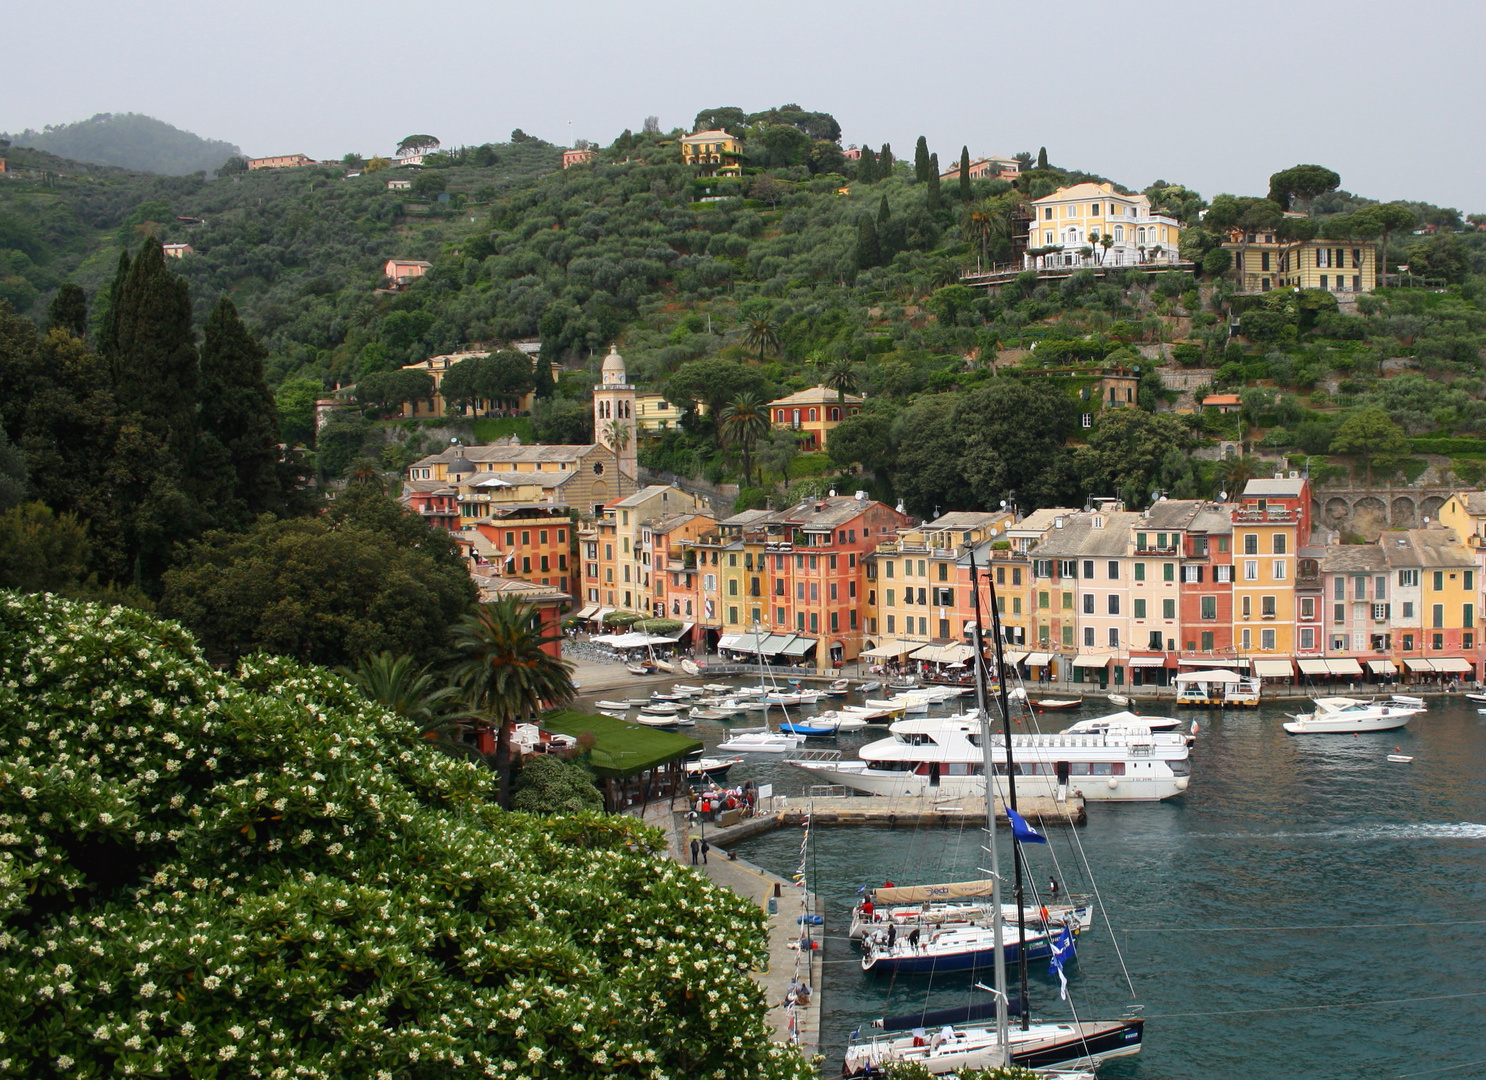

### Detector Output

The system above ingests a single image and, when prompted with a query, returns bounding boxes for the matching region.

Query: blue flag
[1006,808,1047,844]
[1048,926,1076,1000]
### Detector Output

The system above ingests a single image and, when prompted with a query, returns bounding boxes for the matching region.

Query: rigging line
[1141,989,1486,1020]
[1395,1058,1486,1078]
[1120,919,1486,933]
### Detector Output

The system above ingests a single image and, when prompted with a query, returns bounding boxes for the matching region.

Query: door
[929,762,941,788]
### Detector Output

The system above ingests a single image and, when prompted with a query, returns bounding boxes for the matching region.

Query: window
[1467,604,1476,629]
[886,561,894,578]
[1215,565,1232,583]
[1242,560,1258,581]
[1433,633,1444,650]
[1403,601,1414,618]
[1332,603,1344,623]
[1201,630,1215,652]
[1435,570,1445,592]
[1272,534,1287,554]
[1241,628,1251,649]
[1013,567,1022,586]
[887,615,895,633]
[1244,534,1258,555]
[1163,598,1177,619]
[1081,413,1093,429]
[1062,592,1073,610]
[1013,597,1022,614]
[1083,594,1095,614]
[1134,562,1146,581]
[1083,560,1095,579]
[933,587,954,607]
[1108,628,1120,648]
[728,605,738,624]
[1300,627,1316,650]
[886,588,895,606]
[1262,596,1276,618]
[1300,597,1316,620]
[1134,598,1147,619]
[1084,627,1095,647]
[1059,560,1077,579]
[1467,571,1475,591]
[1136,533,1147,550]
[1107,595,1120,615]
[1261,628,1275,651]
[1038,591,1050,610]
[1372,603,1389,621]
[1201,595,1217,621]
[1061,626,1073,646]
[1402,633,1414,651]
[1242,596,1252,618]
[1432,604,1445,629]
[1163,563,1175,582]
[1182,565,1202,583]
[1108,560,1119,579]
[1273,560,1287,581]
[1399,569,1418,587]
[937,562,947,581]
[1192,536,1209,556]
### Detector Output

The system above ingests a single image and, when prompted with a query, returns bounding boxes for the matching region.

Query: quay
[703,794,1085,849]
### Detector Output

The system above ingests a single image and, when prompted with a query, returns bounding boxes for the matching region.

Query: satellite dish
[1217,491,1227,502]
[1000,500,1007,509]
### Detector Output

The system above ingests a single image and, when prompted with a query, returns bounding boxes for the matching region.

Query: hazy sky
[12,0,1485,210]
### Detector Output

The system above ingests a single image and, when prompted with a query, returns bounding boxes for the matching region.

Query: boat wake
[1125,822,1486,842]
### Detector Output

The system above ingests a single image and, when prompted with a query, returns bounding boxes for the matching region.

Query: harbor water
[589,682,1486,1079]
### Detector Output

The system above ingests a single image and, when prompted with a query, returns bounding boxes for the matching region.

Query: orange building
[766,386,863,452]
[1230,477,1312,657]
[562,148,596,168]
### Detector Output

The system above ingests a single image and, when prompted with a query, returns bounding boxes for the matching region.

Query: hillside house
[562,148,597,168]
[247,154,314,170]
[1221,230,1377,295]
[680,130,743,177]
[386,177,412,191]
[767,386,863,452]
[161,243,194,258]
[384,259,431,284]
[940,156,1020,181]
[1025,182,1183,270]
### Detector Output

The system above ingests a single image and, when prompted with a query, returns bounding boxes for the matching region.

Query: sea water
[693,693,1486,1080]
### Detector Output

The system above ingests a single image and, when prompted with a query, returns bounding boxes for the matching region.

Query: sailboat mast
[984,557,1031,1030]
[968,554,1009,1066]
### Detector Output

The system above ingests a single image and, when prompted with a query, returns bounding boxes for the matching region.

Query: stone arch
[1390,496,1418,528]
[1420,495,1446,523]
[1312,498,1323,526]
[1324,497,1351,528]
[1351,496,1388,539]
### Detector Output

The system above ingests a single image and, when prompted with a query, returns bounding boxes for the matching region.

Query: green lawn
[471,416,536,444]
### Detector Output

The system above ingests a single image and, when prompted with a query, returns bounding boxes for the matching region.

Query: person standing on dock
[701,839,710,864]
[690,837,701,865]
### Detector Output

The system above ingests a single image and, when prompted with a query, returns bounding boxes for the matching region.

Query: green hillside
[1,112,241,176]
[4,108,1486,518]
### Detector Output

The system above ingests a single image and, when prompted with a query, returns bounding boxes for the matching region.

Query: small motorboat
[762,691,804,706]
[648,691,687,704]
[595,700,634,711]
[685,756,744,782]
[1465,692,1486,705]
[635,712,686,727]
[689,709,726,721]
[866,696,929,714]
[1390,694,1426,708]
[626,663,656,676]
[779,720,840,737]
[1106,693,1132,708]
[844,703,903,723]
[641,701,684,715]
[715,731,806,753]
[621,698,652,708]
[1034,698,1083,712]
[670,684,707,696]
[1062,713,1183,734]
[654,659,675,673]
[813,710,869,731]
[703,683,733,693]
[681,659,701,675]
[825,679,852,696]
[1387,753,1414,763]
[856,680,882,693]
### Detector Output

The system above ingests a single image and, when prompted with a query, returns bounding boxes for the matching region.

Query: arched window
[1114,224,1124,242]
[776,409,786,422]
[830,407,841,421]
[808,408,818,422]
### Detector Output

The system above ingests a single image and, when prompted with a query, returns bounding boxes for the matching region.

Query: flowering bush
[0,592,812,1079]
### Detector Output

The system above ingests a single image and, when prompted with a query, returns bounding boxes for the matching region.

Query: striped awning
[1071,653,1112,668]
[1022,651,1055,666]
[575,604,599,619]
[1404,658,1435,672]
[1127,655,1167,668]
[1001,650,1029,665]
[778,636,817,657]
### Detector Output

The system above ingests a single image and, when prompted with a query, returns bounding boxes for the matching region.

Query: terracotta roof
[767,385,863,408]
[1202,394,1241,405]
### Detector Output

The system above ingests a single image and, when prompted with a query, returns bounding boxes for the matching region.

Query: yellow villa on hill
[680,130,743,177]
[1025,182,1183,270]
[767,386,863,452]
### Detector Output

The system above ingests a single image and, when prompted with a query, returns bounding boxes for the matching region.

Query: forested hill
[4,114,1486,521]
[1,113,241,176]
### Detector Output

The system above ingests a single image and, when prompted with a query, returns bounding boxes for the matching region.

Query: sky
[11,0,1486,211]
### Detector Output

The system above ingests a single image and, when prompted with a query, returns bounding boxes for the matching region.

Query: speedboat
[762,691,804,706]
[825,678,852,696]
[1390,694,1426,708]
[1062,715,1183,734]
[703,683,732,693]
[867,695,929,713]
[689,709,726,721]
[640,700,684,715]
[716,731,806,753]
[844,703,904,722]
[685,756,743,782]
[778,720,840,737]
[1282,696,1423,734]
[812,710,869,731]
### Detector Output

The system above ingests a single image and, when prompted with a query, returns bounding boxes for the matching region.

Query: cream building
[593,345,638,479]
[1025,182,1183,269]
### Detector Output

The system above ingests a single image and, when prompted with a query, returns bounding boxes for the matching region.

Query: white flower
[526,1047,544,1062]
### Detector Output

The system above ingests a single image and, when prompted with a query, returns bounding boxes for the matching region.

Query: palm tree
[343,651,475,758]
[603,418,631,455]
[743,316,781,363]
[822,355,857,404]
[720,392,771,486]
[964,199,1013,269]
[451,598,576,808]
[1213,454,1257,497]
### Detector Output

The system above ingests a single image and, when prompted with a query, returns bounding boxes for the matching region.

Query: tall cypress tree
[45,284,88,340]
[93,251,130,360]
[111,240,200,461]
[878,194,891,225]
[959,146,972,202]
[858,147,878,184]
[1037,146,1048,169]
[533,351,557,399]
[855,214,882,271]
[914,136,931,183]
[879,144,894,175]
[199,297,286,521]
[926,154,941,211]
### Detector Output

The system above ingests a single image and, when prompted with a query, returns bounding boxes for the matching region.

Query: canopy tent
[1432,656,1474,673]
[1252,659,1295,678]
[1178,657,1250,668]
[592,631,672,649]
[911,643,975,664]
[778,636,818,657]
[718,633,763,653]
[1022,651,1055,666]
[862,639,914,659]
[1173,668,1243,684]
[1368,659,1398,674]
[755,633,797,655]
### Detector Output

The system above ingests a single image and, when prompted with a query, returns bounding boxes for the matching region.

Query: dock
[704,794,1085,848]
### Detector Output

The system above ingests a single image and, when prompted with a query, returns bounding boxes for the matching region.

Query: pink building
[384,259,432,283]
[562,148,597,169]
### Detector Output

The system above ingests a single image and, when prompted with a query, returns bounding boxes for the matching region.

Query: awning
[1368,659,1398,674]
[1127,655,1167,668]
[1178,657,1250,668]
[1433,656,1474,673]
[1174,668,1243,684]
[1297,659,1330,675]
[1071,653,1112,668]
[756,633,796,655]
[1001,650,1029,665]
[961,620,981,636]
[1022,651,1055,666]
[911,643,973,663]
[591,606,615,623]
[862,639,913,659]
[779,636,817,657]
[1404,658,1435,672]
[574,604,599,619]
[717,634,743,650]
[721,633,763,654]
[1326,658,1363,676]
[656,622,695,642]
[1252,659,1295,677]
[592,631,671,648]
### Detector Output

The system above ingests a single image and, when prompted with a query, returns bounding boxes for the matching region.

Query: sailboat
[716,622,807,753]
[842,554,1143,1077]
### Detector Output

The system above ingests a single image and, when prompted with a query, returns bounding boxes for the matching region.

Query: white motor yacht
[788,711,1192,801]
[1281,696,1423,734]
[716,730,806,753]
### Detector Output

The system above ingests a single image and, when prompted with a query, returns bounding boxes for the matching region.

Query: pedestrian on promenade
[690,837,700,865]
[701,839,710,864]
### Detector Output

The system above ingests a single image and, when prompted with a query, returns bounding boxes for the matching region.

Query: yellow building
[397,351,538,419]
[1230,478,1312,657]
[406,442,629,517]
[578,485,712,618]
[1223,230,1377,295]
[766,386,863,452]
[634,393,701,432]
[680,129,743,177]
[1025,182,1183,269]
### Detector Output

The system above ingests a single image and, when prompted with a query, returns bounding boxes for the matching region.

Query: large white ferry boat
[787,711,1192,801]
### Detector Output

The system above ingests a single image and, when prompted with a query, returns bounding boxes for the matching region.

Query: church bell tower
[594,344,637,479]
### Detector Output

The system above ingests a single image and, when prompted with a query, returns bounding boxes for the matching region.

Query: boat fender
[1174,777,1189,791]
[797,914,824,925]
[1107,777,1119,789]
[887,813,897,829]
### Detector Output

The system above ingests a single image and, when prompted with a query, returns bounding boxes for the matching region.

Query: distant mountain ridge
[1,113,240,176]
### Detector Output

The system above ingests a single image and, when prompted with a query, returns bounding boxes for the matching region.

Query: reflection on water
[592,684,1486,1080]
